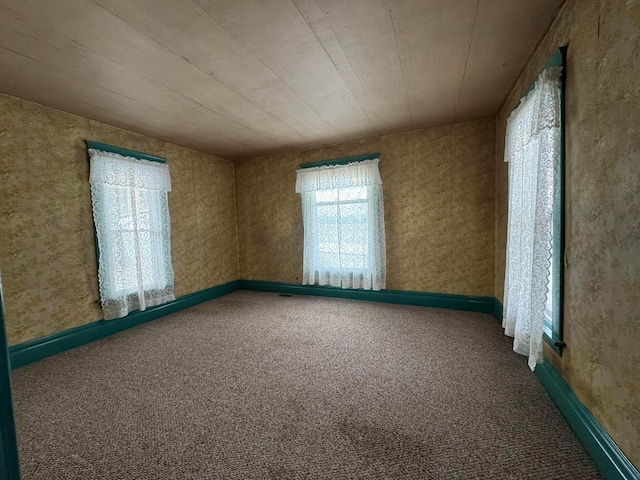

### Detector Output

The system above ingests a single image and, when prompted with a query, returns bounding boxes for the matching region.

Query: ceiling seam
[290,0,381,137]
[195,0,348,144]
[0,43,247,148]
[385,0,415,129]
[453,0,480,123]
[87,0,292,148]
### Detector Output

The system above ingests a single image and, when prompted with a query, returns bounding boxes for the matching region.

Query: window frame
[86,141,172,317]
[546,46,567,356]
[86,140,167,265]
[298,153,384,290]
[515,48,567,356]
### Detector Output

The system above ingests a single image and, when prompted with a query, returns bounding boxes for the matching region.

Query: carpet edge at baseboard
[7,281,638,479]
[535,360,640,480]
[8,280,240,370]
[239,280,495,313]
[9,281,492,369]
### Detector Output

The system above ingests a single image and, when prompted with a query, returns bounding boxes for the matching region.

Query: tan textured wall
[236,119,495,296]
[0,93,238,345]
[495,0,640,466]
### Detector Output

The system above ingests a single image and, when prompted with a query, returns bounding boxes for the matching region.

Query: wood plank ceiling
[0,0,564,160]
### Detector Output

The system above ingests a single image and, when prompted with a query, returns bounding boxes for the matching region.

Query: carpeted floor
[11,291,602,479]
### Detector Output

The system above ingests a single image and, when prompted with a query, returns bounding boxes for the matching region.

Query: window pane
[315,186,369,270]
[339,186,367,201]
[338,202,368,269]
[113,231,137,294]
[316,189,338,203]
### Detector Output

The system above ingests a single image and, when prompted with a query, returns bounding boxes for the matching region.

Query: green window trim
[85,140,166,164]
[518,46,567,356]
[300,153,379,169]
[549,45,567,356]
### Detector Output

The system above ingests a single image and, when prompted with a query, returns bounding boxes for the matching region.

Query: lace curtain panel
[89,149,175,320]
[296,159,386,290]
[503,67,562,370]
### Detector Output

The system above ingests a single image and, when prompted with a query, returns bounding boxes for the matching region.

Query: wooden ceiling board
[93,0,340,146]
[386,0,478,128]
[0,0,565,160]
[0,48,248,158]
[289,0,381,137]
[1,1,294,153]
[293,0,415,134]
[454,0,565,120]
[195,0,378,137]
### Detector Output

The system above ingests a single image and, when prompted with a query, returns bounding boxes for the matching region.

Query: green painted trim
[511,46,567,354]
[85,140,166,164]
[543,332,566,356]
[300,153,380,169]
[8,280,495,369]
[520,46,566,99]
[545,45,567,354]
[536,360,639,480]
[8,278,636,480]
[554,44,568,351]
[493,298,503,321]
[238,280,494,313]
[0,274,21,479]
[9,281,240,370]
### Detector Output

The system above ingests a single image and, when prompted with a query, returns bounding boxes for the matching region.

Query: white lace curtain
[503,67,562,370]
[296,159,386,290]
[89,149,175,320]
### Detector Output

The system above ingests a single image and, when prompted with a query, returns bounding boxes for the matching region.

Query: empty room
[0,0,638,478]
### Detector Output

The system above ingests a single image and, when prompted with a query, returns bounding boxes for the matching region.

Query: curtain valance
[505,68,562,162]
[295,158,381,192]
[89,149,172,192]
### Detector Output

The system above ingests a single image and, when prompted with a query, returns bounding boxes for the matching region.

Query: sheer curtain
[503,67,562,370]
[89,149,175,320]
[295,159,386,290]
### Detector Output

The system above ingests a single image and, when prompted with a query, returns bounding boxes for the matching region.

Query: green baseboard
[238,280,495,313]
[0,275,21,479]
[9,280,494,370]
[9,280,240,370]
[6,279,637,479]
[493,298,503,321]
[535,360,639,480]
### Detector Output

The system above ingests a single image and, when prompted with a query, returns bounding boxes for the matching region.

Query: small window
[87,142,175,320]
[296,156,386,291]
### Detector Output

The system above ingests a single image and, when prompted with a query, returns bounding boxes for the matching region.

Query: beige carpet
[11,291,602,479]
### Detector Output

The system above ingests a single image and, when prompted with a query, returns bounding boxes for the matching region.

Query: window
[315,186,369,270]
[295,156,386,291]
[88,142,175,320]
[503,47,566,369]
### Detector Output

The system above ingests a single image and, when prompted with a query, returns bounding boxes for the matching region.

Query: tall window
[503,47,565,370]
[296,158,386,290]
[88,144,175,320]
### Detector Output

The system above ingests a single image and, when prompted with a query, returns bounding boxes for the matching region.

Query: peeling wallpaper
[495,0,640,466]
[0,93,238,345]
[236,119,495,297]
